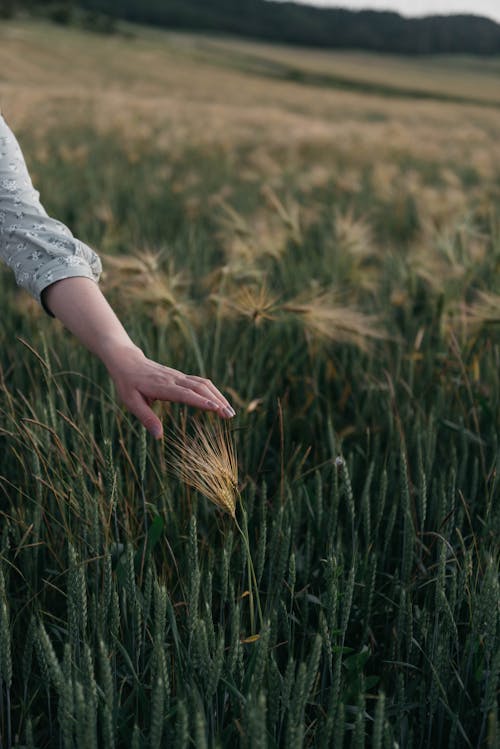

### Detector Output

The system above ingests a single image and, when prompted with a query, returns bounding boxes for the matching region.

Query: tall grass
[0,20,500,749]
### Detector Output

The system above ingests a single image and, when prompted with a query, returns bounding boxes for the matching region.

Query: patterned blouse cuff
[34,255,102,317]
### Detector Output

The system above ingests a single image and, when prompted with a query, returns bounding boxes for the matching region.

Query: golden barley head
[166,415,238,518]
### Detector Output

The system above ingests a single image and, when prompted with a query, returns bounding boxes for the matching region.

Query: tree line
[3,0,500,55]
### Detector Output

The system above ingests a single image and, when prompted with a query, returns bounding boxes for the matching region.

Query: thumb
[125,391,163,439]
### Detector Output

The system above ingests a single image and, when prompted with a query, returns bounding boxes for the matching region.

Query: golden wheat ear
[165,413,263,633]
[165,413,238,519]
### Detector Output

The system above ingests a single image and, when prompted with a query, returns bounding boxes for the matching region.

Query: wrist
[99,337,145,374]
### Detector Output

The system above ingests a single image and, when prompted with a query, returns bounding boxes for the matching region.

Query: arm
[43,278,235,439]
[0,111,234,438]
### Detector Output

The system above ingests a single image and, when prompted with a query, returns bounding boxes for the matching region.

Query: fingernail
[151,425,163,439]
[227,406,236,417]
[206,400,218,409]
[223,407,235,418]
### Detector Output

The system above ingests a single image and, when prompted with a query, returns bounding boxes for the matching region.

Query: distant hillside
[75,0,500,55]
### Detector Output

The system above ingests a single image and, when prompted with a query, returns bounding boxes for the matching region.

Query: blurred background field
[0,15,500,749]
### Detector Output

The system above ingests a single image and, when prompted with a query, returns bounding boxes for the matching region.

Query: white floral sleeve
[0,110,102,316]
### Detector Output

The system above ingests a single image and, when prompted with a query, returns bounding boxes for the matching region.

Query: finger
[175,378,234,416]
[125,391,163,439]
[156,365,235,415]
[183,376,235,414]
[156,384,224,414]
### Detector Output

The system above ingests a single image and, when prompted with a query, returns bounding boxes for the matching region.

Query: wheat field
[0,16,499,749]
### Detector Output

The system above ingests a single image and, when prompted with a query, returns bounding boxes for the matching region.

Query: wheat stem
[234,493,263,635]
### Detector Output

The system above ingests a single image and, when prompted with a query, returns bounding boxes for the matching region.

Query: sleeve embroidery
[0,111,102,317]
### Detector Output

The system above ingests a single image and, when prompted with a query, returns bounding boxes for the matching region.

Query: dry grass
[2,18,500,181]
[1,19,499,748]
[210,282,281,325]
[462,291,500,329]
[100,251,195,324]
[198,35,500,103]
[1,18,500,348]
[165,415,238,518]
[2,19,500,288]
[283,290,388,351]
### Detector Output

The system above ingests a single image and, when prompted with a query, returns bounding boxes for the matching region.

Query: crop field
[0,17,500,749]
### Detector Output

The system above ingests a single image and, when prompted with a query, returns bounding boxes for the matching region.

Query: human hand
[104,342,235,439]
[41,277,234,438]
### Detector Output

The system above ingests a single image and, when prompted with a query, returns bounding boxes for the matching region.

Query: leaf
[332,645,355,655]
[344,647,371,673]
[306,594,321,605]
[146,515,164,556]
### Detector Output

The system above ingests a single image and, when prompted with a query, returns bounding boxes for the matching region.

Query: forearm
[42,276,139,372]
[43,275,235,437]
